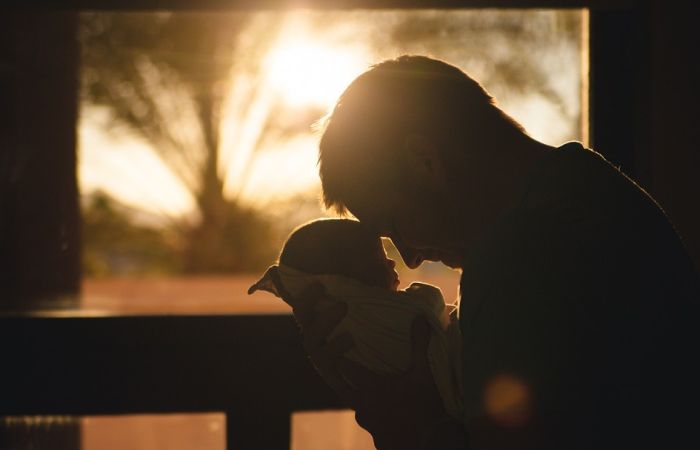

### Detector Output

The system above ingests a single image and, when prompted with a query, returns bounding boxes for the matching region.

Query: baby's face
[361,240,400,291]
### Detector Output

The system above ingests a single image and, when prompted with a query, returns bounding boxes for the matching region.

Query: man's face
[346,183,465,270]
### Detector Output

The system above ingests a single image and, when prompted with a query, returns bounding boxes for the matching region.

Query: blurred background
[77,9,587,315]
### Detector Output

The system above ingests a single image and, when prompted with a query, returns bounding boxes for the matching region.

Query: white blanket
[249,264,464,421]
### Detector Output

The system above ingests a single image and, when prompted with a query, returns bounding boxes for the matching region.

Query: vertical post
[646,2,700,267]
[227,409,291,450]
[589,6,651,188]
[0,11,80,309]
[0,9,81,449]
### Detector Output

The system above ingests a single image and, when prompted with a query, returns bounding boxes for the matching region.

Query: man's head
[279,219,400,290]
[318,55,530,269]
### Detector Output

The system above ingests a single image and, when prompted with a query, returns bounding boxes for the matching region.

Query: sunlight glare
[265,40,366,107]
[79,109,195,221]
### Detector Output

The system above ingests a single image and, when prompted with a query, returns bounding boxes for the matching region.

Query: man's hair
[318,55,526,215]
[279,218,381,282]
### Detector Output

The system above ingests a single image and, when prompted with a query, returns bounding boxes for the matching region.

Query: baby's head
[280,219,400,290]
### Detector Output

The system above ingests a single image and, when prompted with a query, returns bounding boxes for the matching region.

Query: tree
[82,191,182,276]
[79,12,286,272]
[384,9,584,140]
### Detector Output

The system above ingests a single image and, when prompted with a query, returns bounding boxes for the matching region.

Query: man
[290,56,699,449]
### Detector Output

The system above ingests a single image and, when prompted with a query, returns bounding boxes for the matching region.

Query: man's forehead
[336,172,401,231]
[345,198,389,234]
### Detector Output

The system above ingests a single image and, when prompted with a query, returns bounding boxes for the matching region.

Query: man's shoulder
[518,142,676,244]
[460,140,697,305]
[459,144,700,428]
[525,142,653,211]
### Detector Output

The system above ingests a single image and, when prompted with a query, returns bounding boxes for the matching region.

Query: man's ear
[402,133,445,183]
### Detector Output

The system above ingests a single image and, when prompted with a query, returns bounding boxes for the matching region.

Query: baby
[248,218,463,421]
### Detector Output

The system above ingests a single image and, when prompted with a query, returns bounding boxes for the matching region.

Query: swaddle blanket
[248,264,464,421]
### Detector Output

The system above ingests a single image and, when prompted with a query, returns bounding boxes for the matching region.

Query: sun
[264,39,366,108]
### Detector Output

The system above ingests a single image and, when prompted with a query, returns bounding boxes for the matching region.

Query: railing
[0,314,343,450]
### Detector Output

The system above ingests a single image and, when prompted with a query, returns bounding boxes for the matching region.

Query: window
[78,9,588,315]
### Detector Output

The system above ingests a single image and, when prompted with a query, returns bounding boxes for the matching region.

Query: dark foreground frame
[0,314,339,449]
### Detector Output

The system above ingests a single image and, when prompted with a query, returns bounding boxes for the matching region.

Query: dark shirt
[459,142,700,449]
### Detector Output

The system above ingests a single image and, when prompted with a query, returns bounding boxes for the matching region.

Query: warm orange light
[264,39,365,107]
[483,373,532,427]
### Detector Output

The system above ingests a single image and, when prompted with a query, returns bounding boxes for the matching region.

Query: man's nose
[394,242,424,269]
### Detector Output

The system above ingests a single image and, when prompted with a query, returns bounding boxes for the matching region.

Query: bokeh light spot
[483,373,532,427]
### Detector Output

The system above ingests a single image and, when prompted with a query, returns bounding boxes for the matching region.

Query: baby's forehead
[323,227,381,250]
[344,234,383,253]
[287,219,383,259]
[321,227,383,256]
[306,219,378,239]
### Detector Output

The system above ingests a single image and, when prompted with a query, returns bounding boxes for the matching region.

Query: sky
[78,9,587,220]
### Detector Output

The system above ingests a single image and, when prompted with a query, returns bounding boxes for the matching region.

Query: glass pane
[82,413,225,450]
[292,410,374,450]
[78,9,588,315]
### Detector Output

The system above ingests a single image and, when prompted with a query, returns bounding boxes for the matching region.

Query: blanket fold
[249,264,464,421]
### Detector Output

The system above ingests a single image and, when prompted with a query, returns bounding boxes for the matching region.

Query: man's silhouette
[291,56,699,450]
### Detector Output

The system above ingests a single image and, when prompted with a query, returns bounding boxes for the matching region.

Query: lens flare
[483,373,532,427]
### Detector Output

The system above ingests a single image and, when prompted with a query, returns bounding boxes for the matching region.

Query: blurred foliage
[182,198,279,273]
[385,10,583,123]
[82,192,182,277]
[79,12,288,274]
[82,191,281,276]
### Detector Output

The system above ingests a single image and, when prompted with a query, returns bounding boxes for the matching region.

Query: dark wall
[0,12,81,308]
[590,1,699,271]
[647,2,700,270]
